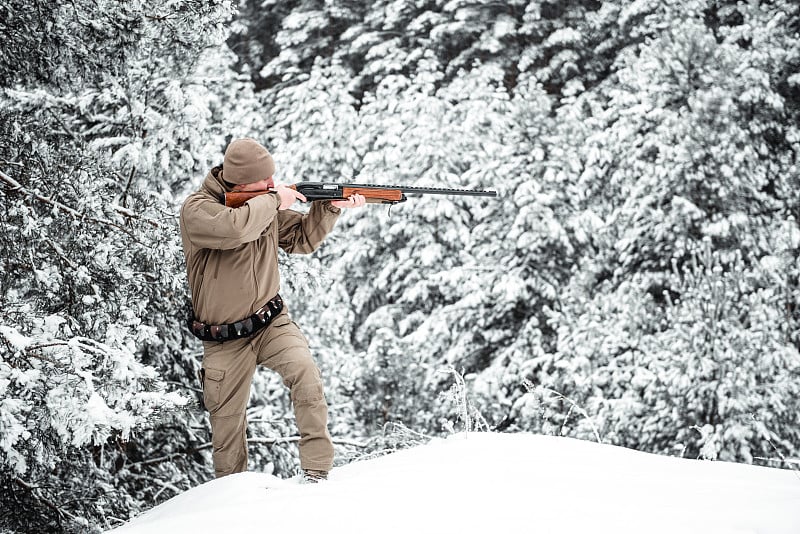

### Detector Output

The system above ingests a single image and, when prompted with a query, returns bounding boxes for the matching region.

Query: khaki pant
[200,310,333,477]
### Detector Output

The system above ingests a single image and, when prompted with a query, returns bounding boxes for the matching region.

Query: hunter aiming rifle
[224,182,497,208]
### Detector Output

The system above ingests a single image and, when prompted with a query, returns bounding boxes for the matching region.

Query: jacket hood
[200,167,232,202]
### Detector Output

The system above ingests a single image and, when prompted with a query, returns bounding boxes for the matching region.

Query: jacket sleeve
[277,201,341,254]
[181,193,280,250]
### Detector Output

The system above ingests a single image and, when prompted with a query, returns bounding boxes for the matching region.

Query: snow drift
[109,432,799,533]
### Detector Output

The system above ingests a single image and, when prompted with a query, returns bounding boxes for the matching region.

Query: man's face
[231,177,274,192]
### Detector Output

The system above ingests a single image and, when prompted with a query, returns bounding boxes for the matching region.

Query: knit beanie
[222,138,276,185]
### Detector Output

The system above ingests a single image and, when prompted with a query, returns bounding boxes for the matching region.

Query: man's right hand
[274,184,307,210]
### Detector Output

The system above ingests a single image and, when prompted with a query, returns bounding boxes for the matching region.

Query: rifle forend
[224,182,498,209]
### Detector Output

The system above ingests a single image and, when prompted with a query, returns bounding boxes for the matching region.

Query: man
[179,138,365,481]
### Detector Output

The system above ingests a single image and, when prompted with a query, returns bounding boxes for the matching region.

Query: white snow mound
[109,432,800,534]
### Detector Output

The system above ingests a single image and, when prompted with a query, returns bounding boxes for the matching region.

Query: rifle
[224,182,497,208]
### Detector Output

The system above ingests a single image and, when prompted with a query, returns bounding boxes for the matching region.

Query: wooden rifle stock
[224,190,276,209]
[223,182,497,208]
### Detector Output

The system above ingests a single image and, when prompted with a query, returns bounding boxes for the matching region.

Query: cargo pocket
[203,367,225,413]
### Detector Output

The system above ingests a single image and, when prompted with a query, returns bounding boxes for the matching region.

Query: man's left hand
[331,194,367,209]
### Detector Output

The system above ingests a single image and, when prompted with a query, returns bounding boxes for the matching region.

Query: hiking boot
[301,469,328,484]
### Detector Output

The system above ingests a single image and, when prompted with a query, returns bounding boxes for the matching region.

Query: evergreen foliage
[1,0,799,531]
[0,1,241,531]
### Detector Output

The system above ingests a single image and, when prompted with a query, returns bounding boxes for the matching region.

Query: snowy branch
[0,168,161,235]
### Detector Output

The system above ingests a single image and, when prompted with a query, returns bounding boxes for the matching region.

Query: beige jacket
[180,168,341,325]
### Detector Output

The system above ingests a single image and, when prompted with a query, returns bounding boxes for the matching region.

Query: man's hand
[274,184,307,210]
[331,194,366,209]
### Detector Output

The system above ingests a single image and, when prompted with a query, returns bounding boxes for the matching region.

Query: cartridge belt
[189,295,283,342]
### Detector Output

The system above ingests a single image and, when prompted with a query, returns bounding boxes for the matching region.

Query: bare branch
[14,477,79,523]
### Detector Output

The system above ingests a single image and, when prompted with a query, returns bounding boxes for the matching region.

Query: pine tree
[0,1,245,531]
[509,1,800,462]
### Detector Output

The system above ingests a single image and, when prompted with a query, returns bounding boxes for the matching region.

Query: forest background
[0,0,798,532]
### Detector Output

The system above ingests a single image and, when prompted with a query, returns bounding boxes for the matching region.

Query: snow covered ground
[109,432,800,534]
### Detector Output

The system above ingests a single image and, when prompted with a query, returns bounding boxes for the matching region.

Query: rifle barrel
[398,185,496,197]
[297,182,497,197]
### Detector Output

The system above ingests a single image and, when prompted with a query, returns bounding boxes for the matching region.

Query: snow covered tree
[0,1,257,531]
[503,2,800,463]
[228,0,365,91]
[0,109,194,533]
